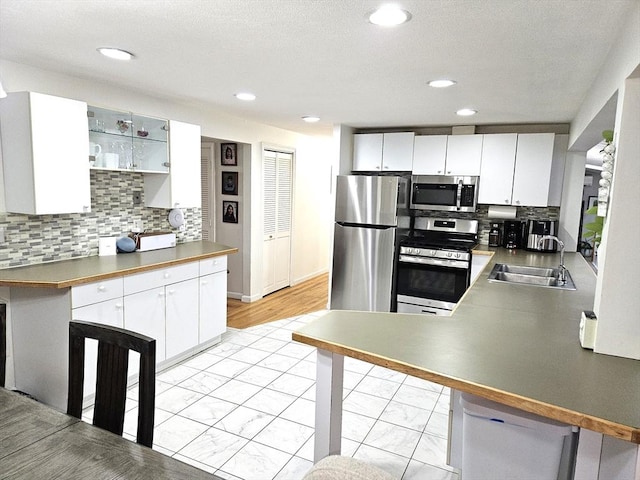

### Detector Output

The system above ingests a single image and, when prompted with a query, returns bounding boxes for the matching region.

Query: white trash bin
[461,393,574,480]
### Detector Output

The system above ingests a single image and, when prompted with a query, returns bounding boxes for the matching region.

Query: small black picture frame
[221,143,237,166]
[223,201,238,223]
[221,171,238,195]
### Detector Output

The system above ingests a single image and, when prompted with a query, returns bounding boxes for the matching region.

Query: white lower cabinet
[165,278,200,358]
[9,255,228,410]
[124,287,167,363]
[199,271,227,342]
[199,256,227,343]
[71,298,124,400]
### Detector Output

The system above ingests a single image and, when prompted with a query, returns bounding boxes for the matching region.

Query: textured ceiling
[0,0,635,136]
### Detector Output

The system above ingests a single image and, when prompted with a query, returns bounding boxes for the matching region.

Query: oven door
[396,256,470,314]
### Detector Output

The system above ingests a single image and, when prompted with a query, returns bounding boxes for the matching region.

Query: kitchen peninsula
[293,248,639,478]
[0,240,237,410]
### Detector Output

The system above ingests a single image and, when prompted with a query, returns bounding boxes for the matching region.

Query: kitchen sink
[488,263,576,290]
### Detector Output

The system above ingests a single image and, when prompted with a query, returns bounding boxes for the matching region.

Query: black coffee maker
[503,220,523,249]
[488,222,502,247]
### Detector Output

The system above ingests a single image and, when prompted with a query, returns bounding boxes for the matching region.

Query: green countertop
[293,247,640,444]
[0,241,237,288]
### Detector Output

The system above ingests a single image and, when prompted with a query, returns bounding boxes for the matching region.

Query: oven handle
[399,255,469,269]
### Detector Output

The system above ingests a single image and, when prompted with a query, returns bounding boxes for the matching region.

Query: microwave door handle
[456,180,463,210]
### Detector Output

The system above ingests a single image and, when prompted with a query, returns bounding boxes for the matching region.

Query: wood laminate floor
[227,273,329,329]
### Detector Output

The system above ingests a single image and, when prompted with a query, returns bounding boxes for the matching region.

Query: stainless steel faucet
[538,235,566,284]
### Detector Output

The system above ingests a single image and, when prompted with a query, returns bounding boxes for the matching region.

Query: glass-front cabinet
[87,106,169,173]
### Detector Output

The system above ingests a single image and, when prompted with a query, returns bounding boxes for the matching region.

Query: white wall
[569,2,640,151]
[594,75,640,359]
[0,60,334,301]
[559,151,587,251]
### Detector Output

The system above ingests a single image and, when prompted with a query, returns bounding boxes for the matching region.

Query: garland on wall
[597,129,615,217]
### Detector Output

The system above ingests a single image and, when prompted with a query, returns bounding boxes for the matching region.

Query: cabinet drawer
[72,278,124,308]
[123,262,199,295]
[200,255,227,276]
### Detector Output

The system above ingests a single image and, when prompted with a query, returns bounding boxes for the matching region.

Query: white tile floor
[85,311,460,480]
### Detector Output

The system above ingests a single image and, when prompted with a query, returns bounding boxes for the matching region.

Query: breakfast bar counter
[293,248,639,475]
[0,240,237,288]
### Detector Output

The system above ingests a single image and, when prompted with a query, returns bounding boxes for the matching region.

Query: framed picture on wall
[221,143,237,166]
[222,171,238,195]
[223,201,238,223]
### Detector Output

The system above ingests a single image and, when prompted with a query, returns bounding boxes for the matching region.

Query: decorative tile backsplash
[414,204,560,245]
[0,170,201,269]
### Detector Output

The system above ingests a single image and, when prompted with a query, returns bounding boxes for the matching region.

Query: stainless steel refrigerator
[330,175,404,312]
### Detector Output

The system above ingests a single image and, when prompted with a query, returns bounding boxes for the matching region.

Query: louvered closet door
[263,150,292,296]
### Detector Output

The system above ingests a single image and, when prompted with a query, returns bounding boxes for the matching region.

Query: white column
[313,348,344,463]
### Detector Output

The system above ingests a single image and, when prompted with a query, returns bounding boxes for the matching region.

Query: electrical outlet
[133,191,142,205]
[132,220,144,233]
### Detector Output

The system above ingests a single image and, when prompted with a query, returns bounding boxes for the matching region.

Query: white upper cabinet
[381,132,414,171]
[412,134,482,176]
[0,92,91,214]
[353,133,383,171]
[144,120,202,208]
[412,135,447,175]
[512,133,555,206]
[478,133,518,205]
[445,134,483,176]
[353,132,414,172]
[478,133,556,207]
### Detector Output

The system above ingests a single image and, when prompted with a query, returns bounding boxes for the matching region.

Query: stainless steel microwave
[410,175,479,212]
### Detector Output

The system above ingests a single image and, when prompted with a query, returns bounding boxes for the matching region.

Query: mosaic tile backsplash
[0,170,201,269]
[412,204,560,245]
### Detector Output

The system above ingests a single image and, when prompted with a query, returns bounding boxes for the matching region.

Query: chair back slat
[1,304,6,388]
[93,342,129,435]
[67,320,156,447]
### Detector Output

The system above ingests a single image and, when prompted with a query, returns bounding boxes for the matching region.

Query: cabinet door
[445,135,483,176]
[412,135,447,175]
[478,134,518,205]
[72,299,124,400]
[199,271,227,342]
[165,278,199,359]
[512,133,555,206]
[144,120,201,208]
[353,133,383,171]
[382,132,414,171]
[0,92,90,214]
[124,288,166,362]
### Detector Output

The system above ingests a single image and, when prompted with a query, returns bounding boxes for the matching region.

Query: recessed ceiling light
[428,79,457,88]
[456,108,477,116]
[97,47,134,61]
[302,115,320,123]
[235,92,256,101]
[368,5,412,26]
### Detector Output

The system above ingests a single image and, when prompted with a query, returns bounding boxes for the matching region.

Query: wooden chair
[67,320,156,447]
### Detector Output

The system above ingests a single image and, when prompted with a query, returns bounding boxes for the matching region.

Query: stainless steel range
[395,218,478,316]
